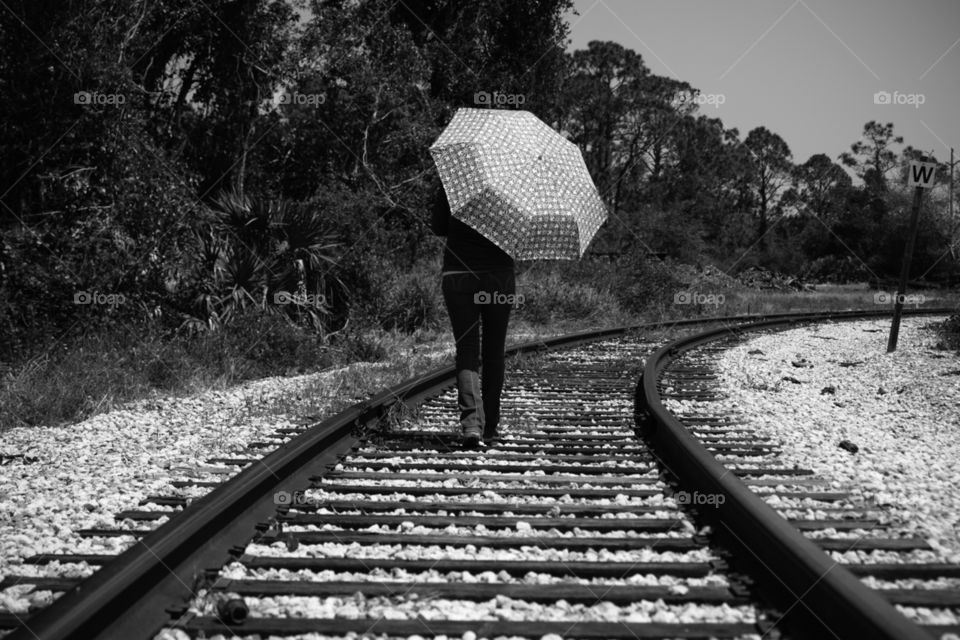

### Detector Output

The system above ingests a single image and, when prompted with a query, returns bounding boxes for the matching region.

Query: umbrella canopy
[429,108,607,260]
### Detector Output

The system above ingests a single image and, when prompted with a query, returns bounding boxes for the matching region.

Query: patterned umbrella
[429,108,607,260]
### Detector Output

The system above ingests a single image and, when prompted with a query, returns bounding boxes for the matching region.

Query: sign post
[887,160,937,352]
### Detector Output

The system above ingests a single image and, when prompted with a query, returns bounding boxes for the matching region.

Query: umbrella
[429,107,607,260]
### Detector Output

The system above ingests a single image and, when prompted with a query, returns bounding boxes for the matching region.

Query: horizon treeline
[1,0,956,362]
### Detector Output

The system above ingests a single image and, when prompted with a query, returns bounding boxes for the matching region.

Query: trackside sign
[907,161,937,188]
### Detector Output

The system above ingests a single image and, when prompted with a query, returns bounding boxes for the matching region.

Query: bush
[330,326,391,363]
[934,314,960,352]
[800,255,872,284]
[353,258,446,334]
[0,310,334,429]
[379,271,445,332]
[203,309,334,379]
[515,266,624,325]
[610,254,681,314]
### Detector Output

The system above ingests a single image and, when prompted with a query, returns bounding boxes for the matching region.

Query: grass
[1,280,957,433]
[930,313,960,351]
[0,314,571,433]
[648,283,960,320]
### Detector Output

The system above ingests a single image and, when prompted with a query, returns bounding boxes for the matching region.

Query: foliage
[933,314,960,352]
[0,309,333,429]
[170,188,342,334]
[839,121,904,193]
[2,0,958,394]
[371,261,446,333]
[515,265,624,325]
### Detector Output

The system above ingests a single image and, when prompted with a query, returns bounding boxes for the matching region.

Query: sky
[563,0,960,167]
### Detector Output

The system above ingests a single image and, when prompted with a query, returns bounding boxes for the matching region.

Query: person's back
[432,191,514,273]
[432,187,516,447]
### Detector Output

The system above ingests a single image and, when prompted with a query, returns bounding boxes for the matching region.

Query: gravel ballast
[0,357,440,616]
[712,316,959,560]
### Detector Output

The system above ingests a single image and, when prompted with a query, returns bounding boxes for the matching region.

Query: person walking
[428,107,607,447]
[432,186,515,448]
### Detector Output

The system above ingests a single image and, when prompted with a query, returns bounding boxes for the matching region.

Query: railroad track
[638,313,960,640]
[0,310,955,639]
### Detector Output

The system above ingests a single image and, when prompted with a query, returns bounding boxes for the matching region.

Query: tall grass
[0,311,375,430]
[3,272,956,432]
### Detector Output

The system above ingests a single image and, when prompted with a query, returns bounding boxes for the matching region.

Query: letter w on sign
[908,161,937,188]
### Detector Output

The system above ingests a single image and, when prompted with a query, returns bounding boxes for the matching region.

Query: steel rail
[7,307,953,639]
[636,309,952,640]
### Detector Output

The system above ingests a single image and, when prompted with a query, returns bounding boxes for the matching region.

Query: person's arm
[431,188,450,236]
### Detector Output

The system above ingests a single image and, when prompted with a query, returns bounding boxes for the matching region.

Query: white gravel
[711,316,960,561]
[159,337,765,636]
[4,332,764,636]
[245,542,715,563]
[300,489,665,507]
[218,564,731,588]
[0,361,403,616]
[198,593,757,625]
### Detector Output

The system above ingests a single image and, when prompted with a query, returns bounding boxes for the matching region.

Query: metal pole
[887,186,924,352]
[951,148,955,269]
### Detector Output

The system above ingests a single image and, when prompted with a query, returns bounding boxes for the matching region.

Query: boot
[456,369,484,448]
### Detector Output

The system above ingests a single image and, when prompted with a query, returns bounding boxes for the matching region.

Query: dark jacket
[432,189,514,272]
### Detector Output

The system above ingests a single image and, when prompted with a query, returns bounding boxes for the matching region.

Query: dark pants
[441,269,515,435]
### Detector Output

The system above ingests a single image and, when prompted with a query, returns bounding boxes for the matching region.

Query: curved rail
[8,307,954,639]
[636,309,951,640]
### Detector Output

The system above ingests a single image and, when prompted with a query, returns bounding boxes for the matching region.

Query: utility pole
[951,148,956,260]
[888,159,938,352]
[887,185,924,352]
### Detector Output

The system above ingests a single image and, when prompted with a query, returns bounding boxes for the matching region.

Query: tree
[560,41,649,204]
[135,0,300,198]
[743,127,793,247]
[791,153,852,222]
[666,117,754,255]
[622,74,694,208]
[389,0,574,122]
[839,121,903,193]
[0,0,202,355]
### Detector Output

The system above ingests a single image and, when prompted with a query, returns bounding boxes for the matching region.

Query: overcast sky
[564,0,960,167]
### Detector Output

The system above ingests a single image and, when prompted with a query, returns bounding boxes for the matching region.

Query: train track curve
[637,311,960,640]
[0,308,955,639]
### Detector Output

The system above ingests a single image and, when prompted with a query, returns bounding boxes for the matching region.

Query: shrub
[378,269,445,333]
[515,267,624,325]
[0,309,334,429]
[610,254,681,314]
[800,255,872,284]
[934,314,960,352]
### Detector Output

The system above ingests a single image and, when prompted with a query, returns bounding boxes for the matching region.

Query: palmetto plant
[180,188,341,334]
